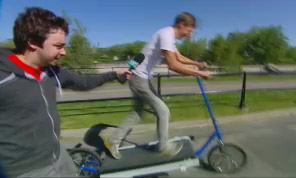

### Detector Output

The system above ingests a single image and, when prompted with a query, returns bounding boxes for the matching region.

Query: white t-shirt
[133,26,177,79]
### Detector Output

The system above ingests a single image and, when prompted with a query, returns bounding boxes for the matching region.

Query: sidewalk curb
[61,107,296,139]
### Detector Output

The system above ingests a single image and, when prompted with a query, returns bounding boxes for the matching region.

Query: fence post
[157,73,162,97]
[239,71,247,110]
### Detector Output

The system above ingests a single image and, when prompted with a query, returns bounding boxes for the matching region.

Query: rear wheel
[69,148,101,177]
[207,143,246,173]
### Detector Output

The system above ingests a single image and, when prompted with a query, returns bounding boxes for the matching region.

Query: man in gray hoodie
[0,7,131,177]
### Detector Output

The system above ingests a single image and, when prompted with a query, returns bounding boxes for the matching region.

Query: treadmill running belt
[100,139,195,173]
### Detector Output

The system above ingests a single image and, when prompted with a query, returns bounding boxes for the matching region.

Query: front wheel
[207,143,247,173]
[69,148,101,177]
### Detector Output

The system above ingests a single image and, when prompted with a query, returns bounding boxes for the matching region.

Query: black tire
[207,143,247,173]
[69,148,102,177]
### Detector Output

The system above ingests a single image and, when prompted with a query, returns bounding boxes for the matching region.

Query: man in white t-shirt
[104,12,212,159]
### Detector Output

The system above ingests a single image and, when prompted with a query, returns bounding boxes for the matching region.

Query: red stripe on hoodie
[8,54,42,81]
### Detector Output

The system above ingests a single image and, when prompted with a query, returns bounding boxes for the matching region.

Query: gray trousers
[17,146,77,177]
[110,75,170,151]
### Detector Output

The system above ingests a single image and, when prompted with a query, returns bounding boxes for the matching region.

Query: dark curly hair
[13,7,69,53]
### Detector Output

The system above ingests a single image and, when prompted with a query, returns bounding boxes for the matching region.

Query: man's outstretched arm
[175,50,208,69]
[50,67,131,91]
[162,50,211,79]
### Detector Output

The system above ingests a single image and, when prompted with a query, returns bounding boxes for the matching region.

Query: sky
[0,0,295,48]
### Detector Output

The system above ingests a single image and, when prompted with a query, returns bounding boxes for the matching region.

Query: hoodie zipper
[38,81,59,160]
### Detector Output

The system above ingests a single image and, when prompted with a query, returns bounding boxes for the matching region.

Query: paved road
[61,109,296,177]
[57,80,296,102]
[169,114,296,177]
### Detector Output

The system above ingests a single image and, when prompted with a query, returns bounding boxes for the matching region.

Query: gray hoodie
[0,48,118,177]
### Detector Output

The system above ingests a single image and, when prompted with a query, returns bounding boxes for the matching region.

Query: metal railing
[58,71,296,111]
[153,71,296,110]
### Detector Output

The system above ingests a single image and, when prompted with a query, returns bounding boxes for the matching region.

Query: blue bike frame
[195,78,224,158]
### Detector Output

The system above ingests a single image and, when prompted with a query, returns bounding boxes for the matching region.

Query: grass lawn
[100,75,296,87]
[158,75,296,83]
[59,90,296,129]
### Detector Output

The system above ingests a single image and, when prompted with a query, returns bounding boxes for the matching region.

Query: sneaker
[160,142,183,157]
[101,135,122,160]
[109,144,121,160]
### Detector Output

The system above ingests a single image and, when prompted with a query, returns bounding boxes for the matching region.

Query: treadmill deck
[100,136,196,174]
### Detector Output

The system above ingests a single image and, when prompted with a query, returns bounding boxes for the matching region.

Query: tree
[244,26,289,64]
[202,34,229,65]
[284,47,296,63]
[122,41,146,60]
[105,45,124,60]
[60,10,94,73]
[202,34,244,71]
[226,32,246,66]
[103,41,146,61]
[62,32,93,68]
[177,39,207,61]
